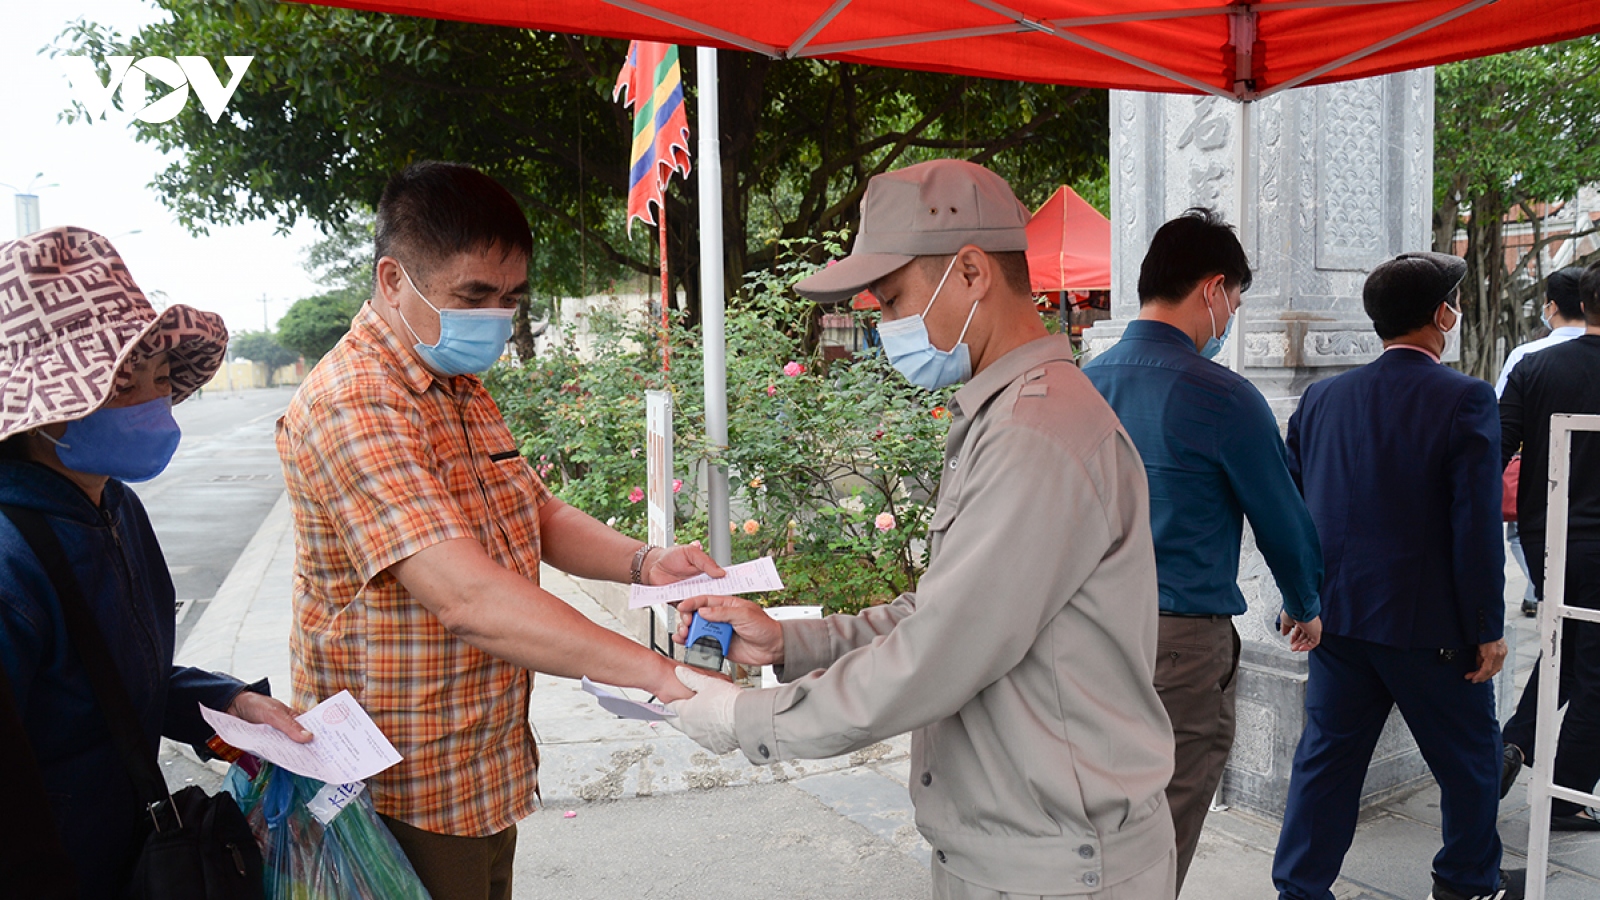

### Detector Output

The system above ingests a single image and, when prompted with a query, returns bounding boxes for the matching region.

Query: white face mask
[1440,302,1462,337]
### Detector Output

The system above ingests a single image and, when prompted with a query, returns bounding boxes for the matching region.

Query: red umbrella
[297,0,1598,99]
[1026,185,1110,295]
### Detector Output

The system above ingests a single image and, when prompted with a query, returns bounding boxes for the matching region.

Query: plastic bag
[225,761,432,900]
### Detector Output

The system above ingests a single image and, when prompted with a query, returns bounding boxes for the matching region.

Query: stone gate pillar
[1083,71,1463,820]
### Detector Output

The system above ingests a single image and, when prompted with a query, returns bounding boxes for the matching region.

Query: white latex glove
[665,666,741,755]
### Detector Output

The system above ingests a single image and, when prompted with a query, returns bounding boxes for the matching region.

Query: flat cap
[1363,251,1467,315]
[794,159,1030,305]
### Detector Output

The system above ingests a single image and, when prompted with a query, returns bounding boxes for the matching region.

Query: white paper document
[200,690,403,783]
[581,676,676,721]
[627,556,785,609]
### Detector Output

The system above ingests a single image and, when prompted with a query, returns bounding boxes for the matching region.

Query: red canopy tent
[297,0,1599,100]
[1027,185,1110,295]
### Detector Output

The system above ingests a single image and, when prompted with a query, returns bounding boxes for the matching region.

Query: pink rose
[766,384,777,396]
[628,487,644,504]
[783,361,805,377]
[875,512,896,532]
[672,479,683,493]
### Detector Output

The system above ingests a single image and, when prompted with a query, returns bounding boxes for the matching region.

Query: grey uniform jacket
[733,335,1175,895]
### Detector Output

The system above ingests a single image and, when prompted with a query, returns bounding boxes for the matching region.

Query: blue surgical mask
[1541,303,1554,332]
[1201,286,1236,360]
[877,256,980,390]
[396,263,516,375]
[49,397,182,483]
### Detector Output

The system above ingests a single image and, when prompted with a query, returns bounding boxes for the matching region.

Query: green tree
[277,216,371,362]
[1434,37,1600,380]
[277,286,364,361]
[230,329,299,385]
[55,1,1106,326]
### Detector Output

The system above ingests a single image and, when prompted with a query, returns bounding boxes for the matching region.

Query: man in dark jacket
[1499,260,1600,830]
[1272,252,1519,900]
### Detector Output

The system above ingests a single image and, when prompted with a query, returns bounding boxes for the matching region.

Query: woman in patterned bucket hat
[0,227,311,897]
[0,226,228,443]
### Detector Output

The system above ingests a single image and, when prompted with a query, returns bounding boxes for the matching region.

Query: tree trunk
[512,300,540,360]
[1459,190,1507,381]
[1433,188,1461,254]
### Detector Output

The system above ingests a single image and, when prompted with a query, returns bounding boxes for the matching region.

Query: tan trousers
[930,849,1177,900]
[380,814,517,900]
[1153,615,1240,893]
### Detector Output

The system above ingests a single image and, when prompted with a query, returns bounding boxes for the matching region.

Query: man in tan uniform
[669,159,1177,900]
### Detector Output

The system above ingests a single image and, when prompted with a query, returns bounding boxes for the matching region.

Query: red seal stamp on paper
[321,703,351,726]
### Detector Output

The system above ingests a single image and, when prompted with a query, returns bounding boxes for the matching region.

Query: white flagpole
[697,46,731,566]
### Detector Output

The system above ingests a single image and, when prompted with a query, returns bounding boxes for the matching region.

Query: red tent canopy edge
[295,0,1600,100]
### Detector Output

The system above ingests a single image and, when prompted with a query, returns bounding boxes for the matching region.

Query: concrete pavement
[167,490,1600,899]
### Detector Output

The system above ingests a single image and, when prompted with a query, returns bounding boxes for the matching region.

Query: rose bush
[486,236,954,614]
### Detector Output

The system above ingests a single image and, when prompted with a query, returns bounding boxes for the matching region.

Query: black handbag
[1,503,265,900]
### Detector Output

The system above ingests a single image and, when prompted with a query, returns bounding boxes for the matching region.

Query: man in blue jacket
[1084,208,1323,893]
[1273,252,1518,900]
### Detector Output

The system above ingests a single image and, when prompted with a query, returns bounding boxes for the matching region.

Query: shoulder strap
[0,504,171,808]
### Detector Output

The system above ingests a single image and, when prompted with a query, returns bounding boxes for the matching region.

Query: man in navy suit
[1272,252,1519,900]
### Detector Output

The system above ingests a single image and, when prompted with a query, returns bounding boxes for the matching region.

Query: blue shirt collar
[1123,318,1200,352]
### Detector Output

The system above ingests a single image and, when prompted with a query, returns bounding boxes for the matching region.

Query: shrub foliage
[486,238,953,614]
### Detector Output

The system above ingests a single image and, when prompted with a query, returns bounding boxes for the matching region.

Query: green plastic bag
[226,761,431,900]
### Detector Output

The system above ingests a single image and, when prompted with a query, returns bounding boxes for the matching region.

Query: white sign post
[645,390,675,653]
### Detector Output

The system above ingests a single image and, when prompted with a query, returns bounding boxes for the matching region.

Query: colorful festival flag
[614,42,692,235]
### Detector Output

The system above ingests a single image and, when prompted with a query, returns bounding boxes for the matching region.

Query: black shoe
[1551,806,1600,831]
[1500,743,1524,800]
[1428,869,1525,900]
[1522,598,1538,617]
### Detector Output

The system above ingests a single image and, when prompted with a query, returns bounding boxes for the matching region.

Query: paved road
[139,387,295,649]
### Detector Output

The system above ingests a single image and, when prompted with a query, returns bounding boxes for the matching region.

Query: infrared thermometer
[684,613,733,671]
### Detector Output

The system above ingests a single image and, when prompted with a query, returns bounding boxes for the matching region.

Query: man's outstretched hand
[674,595,785,667]
[644,541,726,585]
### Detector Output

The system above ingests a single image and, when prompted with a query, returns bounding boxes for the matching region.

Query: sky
[1,0,325,334]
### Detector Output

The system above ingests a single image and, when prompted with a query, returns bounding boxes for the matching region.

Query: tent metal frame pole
[795,1,1402,60]
[799,0,1414,57]
[601,0,1476,99]
[599,0,781,56]
[1228,100,1252,374]
[697,46,733,567]
[968,0,1237,99]
[787,0,856,57]
[1257,0,1494,97]
[799,24,1021,57]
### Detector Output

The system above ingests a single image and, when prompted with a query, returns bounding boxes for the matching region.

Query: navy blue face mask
[47,397,182,483]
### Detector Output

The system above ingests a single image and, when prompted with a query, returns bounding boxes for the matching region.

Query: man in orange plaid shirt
[276,161,723,900]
